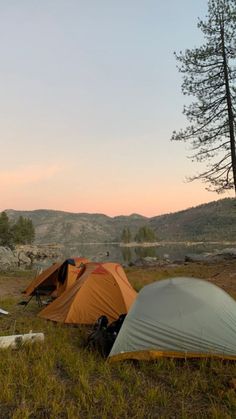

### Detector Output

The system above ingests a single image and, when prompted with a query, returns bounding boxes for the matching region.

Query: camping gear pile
[86,314,126,358]
[23,260,236,361]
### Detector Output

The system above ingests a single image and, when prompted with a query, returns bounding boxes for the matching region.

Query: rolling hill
[5,198,236,244]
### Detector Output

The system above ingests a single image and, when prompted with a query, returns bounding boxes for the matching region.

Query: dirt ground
[207,262,236,298]
[0,270,35,300]
[0,260,236,300]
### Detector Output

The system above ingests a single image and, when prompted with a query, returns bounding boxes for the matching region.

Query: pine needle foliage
[172,0,236,193]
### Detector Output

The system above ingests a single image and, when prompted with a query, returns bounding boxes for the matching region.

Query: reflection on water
[63,242,235,264]
[121,247,132,263]
[121,246,159,264]
[34,242,236,270]
[134,247,157,259]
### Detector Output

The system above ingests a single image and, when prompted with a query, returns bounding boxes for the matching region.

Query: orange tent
[23,257,89,298]
[38,262,137,325]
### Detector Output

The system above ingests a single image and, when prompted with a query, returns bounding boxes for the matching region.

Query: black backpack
[86,314,126,358]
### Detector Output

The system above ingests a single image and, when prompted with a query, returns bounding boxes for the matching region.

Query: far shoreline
[119,241,236,247]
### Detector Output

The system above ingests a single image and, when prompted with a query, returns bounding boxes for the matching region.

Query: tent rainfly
[38,262,137,325]
[109,277,236,362]
[23,257,89,298]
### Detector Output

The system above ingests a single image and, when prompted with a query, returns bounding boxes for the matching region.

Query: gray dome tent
[109,277,236,362]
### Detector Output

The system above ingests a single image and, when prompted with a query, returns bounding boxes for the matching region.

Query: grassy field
[0,262,236,418]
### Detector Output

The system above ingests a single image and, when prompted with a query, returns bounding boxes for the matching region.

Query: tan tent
[109,277,236,362]
[23,257,89,298]
[38,262,137,325]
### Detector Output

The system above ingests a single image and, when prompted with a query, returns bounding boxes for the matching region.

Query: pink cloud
[0,164,62,191]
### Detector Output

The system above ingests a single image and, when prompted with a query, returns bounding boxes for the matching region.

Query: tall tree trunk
[221,25,236,194]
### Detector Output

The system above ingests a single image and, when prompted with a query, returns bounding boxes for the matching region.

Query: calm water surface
[35,242,236,270]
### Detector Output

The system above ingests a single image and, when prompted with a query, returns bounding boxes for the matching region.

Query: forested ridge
[4,198,236,244]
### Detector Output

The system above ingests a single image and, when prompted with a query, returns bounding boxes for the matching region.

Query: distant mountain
[149,198,236,242]
[5,209,148,244]
[5,198,236,244]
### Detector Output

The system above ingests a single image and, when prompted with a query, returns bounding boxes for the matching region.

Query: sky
[0,0,234,217]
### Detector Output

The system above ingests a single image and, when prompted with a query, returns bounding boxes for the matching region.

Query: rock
[133,257,167,267]
[15,244,62,261]
[0,244,62,271]
[13,248,32,266]
[17,252,31,266]
[185,249,236,263]
[185,254,213,263]
[217,248,236,258]
[0,247,18,270]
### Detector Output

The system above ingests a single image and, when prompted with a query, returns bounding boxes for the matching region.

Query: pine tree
[0,212,12,247]
[12,216,35,245]
[172,0,236,193]
[135,226,156,243]
[121,227,132,243]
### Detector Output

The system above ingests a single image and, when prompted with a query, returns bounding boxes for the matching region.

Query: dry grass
[0,262,236,418]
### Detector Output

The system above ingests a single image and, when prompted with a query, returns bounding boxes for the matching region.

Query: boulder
[185,254,213,263]
[217,248,236,258]
[0,244,62,271]
[15,244,62,261]
[185,248,236,263]
[0,247,18,270]
[17,251,31,266]
[132,257,166,267]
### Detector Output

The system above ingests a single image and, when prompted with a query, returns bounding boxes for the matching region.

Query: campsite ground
[0,261,236,418]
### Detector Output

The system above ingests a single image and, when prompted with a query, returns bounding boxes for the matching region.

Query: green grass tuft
[0,265,236,418]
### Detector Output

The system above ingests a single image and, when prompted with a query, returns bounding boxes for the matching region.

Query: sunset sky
[0,1,233,217]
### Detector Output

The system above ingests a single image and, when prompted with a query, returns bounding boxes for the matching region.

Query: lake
[37,242,236,267]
